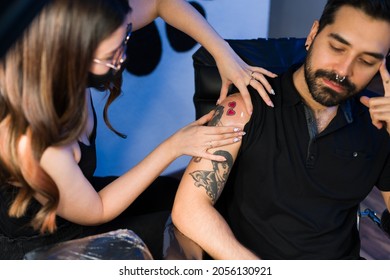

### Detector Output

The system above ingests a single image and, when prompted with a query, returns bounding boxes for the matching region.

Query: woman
[0,0,272,259]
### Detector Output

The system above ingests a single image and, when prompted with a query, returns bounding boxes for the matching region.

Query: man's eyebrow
[329,32,350,46]
[329,32,385,60]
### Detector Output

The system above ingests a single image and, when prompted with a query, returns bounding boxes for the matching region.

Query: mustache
[314,69,356,92]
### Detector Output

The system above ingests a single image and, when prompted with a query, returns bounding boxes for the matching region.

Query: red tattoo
[227,101,236,116]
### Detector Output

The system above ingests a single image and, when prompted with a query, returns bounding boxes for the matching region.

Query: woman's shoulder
[40,140,81,172]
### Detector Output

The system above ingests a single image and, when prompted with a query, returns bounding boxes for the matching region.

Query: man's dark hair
[318,0,390,33]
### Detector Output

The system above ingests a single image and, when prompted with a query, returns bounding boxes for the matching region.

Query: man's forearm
[172,198,258,260]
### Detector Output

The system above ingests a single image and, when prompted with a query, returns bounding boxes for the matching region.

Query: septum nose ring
[335,74,346,83]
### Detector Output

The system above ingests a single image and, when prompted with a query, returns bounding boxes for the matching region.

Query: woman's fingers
[200,153,227,162]
[250,68,276,95]
[203,134,242,149]
[196,110,215,125]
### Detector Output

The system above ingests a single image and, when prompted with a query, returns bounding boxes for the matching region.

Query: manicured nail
[233,127,241,132]
[268,101,274,108]
[216,99,220,105]
[270,89,275,95]
[233,137,241,143]
[240,131,246,136]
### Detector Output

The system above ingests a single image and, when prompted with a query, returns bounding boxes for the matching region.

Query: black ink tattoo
[192,107,225,165]
[208,105,224,127]
[189,150,233,203]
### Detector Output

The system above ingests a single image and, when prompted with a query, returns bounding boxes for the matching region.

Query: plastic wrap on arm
[162,216,204,260]
[24,229,153,260]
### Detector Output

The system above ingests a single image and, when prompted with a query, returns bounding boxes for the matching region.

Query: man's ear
[305,20,319,50]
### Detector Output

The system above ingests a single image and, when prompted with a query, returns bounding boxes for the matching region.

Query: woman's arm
[39,111,244,225]
[128,0,276,113]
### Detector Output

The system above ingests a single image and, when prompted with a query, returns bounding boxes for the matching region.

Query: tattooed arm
[172,93,259,259]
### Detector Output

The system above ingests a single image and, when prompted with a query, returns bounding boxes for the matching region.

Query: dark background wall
[268,0,327,38]
[93,0,271,176]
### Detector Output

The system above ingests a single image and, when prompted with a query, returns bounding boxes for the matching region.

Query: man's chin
[312,95,342,107]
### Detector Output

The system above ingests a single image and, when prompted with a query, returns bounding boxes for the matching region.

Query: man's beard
[303,47,359,107]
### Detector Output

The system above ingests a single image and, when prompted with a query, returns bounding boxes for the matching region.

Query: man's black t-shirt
[221,67,390,259]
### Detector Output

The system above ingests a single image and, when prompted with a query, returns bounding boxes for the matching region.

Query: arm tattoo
[208,105,224,127]
[192,105,226,164]
[189,150,234,203]
[227,101,237,116]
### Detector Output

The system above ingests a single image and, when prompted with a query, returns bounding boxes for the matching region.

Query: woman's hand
[214,45,277,114]
[169,111,246,161]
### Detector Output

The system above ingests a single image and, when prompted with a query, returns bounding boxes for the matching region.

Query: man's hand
[360,60,390,134]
